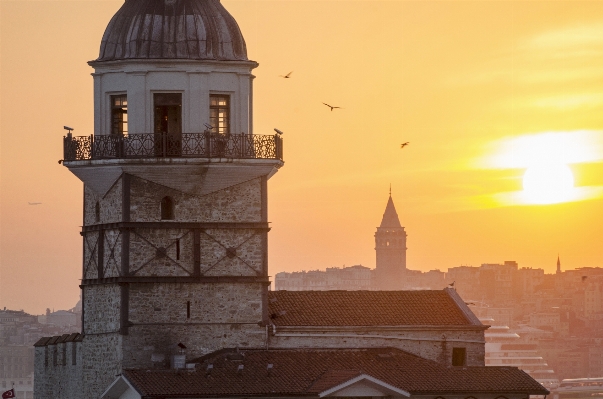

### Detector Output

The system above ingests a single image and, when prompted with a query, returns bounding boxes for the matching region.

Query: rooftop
[267,288,482,327]
[114,347,548,398]
[96,0,248,63]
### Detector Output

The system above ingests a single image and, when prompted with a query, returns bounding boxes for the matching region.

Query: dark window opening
[176,239,180,260]
[72,342,77,366]
[210,95,230,134]
[161,196,174,220]
[111,94,128,136]
[62,344,67,366]
[154,93,182,135]
[44,347,48,368]
[452,347,467,366]
[154,93,182,156]
[186,301,191,319]
[52,347,57,367]
[95,202,100,223]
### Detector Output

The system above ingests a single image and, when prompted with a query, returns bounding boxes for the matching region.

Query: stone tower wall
[76,172,270,398]
[375,227,407,289]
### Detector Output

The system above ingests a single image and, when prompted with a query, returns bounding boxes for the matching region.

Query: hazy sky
[2,0,603,314]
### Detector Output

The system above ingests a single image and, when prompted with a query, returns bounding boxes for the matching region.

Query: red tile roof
[267,289,480,326]
[122,348,548,398]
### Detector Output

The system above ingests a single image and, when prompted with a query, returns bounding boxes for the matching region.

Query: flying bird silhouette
[28,202,42,205]
[400,142,409,148]
[279,71,293,78]
[322,103,342,111]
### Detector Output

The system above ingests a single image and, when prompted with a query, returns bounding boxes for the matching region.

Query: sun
[522,162,574,204]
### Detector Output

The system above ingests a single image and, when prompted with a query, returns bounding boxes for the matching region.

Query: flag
[2,389,15,399]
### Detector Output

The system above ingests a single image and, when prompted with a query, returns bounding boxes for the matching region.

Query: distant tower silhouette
[374,191,407,290]
[556,255,561,274]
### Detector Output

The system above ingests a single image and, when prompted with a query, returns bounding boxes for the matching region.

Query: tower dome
[97,0,248,62]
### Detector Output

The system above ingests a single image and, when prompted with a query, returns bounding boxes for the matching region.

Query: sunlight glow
[522,163,574,204]
[486,131,603,169]
[480,131,603,206]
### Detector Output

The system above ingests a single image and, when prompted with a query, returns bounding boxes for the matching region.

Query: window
[452,347,467,366]
[111,95,128,136]
[176,239,180,260]
[210,95,230,134]
[161,196,174,220]
[154,93,182,135]
[95,202,100,223]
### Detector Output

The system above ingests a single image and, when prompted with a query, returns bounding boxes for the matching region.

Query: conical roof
[380,196,402,228]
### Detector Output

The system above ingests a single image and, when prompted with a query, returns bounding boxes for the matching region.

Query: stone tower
[375,194,407,290]
[56,0,283,397]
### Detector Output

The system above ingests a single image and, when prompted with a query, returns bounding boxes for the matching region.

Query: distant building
[38,309,78,328]
[529,312,561,333]
[375,194,407,290]
[0,309,39,399]
[275,265,372,291]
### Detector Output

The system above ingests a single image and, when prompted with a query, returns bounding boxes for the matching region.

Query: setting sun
[481,130,603,206]
[522,162,574,204]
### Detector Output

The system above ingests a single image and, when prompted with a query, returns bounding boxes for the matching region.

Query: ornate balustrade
[63,132,283,161]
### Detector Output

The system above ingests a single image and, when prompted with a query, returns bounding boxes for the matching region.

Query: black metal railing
[63,132,283,161]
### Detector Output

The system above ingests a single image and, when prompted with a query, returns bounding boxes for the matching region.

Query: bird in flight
[28,202,42,205]
[400,142,409,149]
[322,103,342,111]
[279,71,293,79]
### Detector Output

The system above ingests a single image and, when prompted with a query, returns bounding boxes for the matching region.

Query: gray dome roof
[97,0,248,62]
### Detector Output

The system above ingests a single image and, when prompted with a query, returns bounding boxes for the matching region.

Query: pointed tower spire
[557,255,561,274]
[380,195,402,228]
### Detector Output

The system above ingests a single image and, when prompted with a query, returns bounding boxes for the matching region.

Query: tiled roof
[123,348,549,397]
[33,333,83,347]
[267,289,479,326]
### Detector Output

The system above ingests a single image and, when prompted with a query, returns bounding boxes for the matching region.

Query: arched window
[161,196,174,220]
[95,202,100,223]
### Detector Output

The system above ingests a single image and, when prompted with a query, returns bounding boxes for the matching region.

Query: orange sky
[2,0,603,314]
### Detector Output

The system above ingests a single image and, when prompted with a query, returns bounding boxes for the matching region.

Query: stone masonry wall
[123,282,266,365]
[83,230,100,279]
[269,328,485,367]
[130,176,262,223]
[82,334,123,398]
[34,341,83,399]
[122,323,266,368]
[84,178,123,226]
[84,285,122,334]
[200,229,264,276]
[129,228,195,276]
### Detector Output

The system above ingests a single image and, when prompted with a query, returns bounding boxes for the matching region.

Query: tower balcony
[63,132,283,162]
